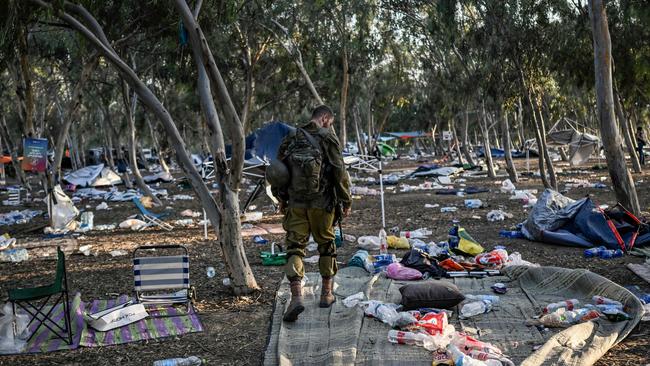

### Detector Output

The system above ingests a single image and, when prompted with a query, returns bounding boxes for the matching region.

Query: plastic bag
[504,252,539,267]
[386,262,423,280]
[387,236,409,249]
[119,218,147,231]
[362,300,404,327]
[400,249,446,277]
[500,179,516,194]
[475,249,508,268]
[0,302,27,353]
[342,292,365,308]
[357,236,380,250]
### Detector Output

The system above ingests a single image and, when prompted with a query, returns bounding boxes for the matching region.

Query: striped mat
[79,294,203,347]
[17,292,85,354]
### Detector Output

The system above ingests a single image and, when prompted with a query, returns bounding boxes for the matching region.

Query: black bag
[400,249,446,278]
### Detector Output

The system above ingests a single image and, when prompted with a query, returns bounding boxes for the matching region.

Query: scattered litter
[343,234,356,242]
[487,210,513,222]
[206,266,215,278]
[303,255,320,264]
[500,179,516,194]
[94,224,116,231]
[109,250,128,257]
[441,207,457,213]
[0,248,28,262]
[248,205,257,211]
[119,218,147,231]
[0,210,43,226]
[172,194,193,201]
[342,292,365,308]
[254,236,268,245]
[505,252,539,267]
[306,242,318,252]
[464,199,482,209]
[357,236,380,251]
[79,245,92,256]
[174,219,194,227]
[243,211,263,222]
[222,277,231,286]
[0,234,16,250]
[351,186,380,195]
[424,203,439,208]
[180,209,202,218]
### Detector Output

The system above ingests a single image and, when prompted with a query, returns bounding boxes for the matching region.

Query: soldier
[267,105,352,322]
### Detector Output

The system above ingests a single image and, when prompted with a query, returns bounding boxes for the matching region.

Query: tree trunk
[352,107,366,155]
[452,120,464,165]
[502,111,519,182]
[145,114,170,174]
[53,57,96,180]
[122,80,162,206]
[177,0,259,293]
[0,117,30,190]
[588,0,640,214]
[614,88,641,173]
[559,147,569,162]
[460,110,475,165]
[339,48,349,146]
[481,103,496,178]
[535,101,558,189]
[17,24,35,136]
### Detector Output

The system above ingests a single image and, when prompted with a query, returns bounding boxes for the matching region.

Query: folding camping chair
[133,245,195,312]
[8,247,73,344]
[132,197,173,231]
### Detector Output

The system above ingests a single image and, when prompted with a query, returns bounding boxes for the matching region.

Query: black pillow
[399,282,465,310]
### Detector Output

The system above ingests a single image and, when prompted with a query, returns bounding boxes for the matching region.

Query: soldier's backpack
[285,128,323,199]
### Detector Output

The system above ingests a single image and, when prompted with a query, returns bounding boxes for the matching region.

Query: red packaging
[416,312,447,336]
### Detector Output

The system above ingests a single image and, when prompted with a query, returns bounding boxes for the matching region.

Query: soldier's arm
[323,134,352,209]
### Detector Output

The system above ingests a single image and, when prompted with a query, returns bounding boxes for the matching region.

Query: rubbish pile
[0,209,42,226]
[527,296,632,328]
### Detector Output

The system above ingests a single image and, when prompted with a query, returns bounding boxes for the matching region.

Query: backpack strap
[298,128,321,152]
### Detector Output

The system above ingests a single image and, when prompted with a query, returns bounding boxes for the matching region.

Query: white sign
[442,131,453,141]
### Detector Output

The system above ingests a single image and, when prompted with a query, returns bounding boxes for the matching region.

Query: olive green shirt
[273,121,352,210]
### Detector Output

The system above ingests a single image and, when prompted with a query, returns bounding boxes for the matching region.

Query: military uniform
[273,121,352,281]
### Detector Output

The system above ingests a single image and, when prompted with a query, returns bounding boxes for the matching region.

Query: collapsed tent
[547,129,599,166]
[410,165,462,177]
[224,121,295,163]
[384,131,430,140]
[522,189,650,250]
[64,164,122,187]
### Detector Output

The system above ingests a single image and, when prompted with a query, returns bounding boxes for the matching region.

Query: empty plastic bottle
[334,227,343,248]
[465,295,500,304]
[153,356,203,366]
[379,228,388,255]
[460,300,493,318]
[543,299,579,314]
[206,267,215,278]
[464,199,482,209]
[498,230,524,239]
[598,249,623,259]
[583,246,606,258]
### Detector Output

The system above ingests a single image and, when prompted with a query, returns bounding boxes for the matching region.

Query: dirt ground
[0,157,649,365]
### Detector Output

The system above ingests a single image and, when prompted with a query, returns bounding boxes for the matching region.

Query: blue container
[583,246,606,258]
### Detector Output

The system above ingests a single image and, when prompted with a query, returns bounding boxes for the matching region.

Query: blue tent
[522,190,650,250]
[225,121,295,161]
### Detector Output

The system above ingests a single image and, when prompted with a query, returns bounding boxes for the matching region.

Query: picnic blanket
[264,266,643,366]
[79,295,203,347]
[0,294,202,354]
[1,293,85,354]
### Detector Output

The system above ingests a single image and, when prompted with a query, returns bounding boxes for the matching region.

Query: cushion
[399,282,465,310]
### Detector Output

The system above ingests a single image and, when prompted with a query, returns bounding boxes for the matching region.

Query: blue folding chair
[132,198,172,231]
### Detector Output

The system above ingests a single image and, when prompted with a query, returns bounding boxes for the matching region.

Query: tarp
[522,189,650,249]
[264,266,644,366]
[385,131,430,140]
[64,164,122,187]
[547,129,599,166]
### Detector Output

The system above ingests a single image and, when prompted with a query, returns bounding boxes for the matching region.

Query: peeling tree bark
[502,111,519,182]
[613,87,641,173]
[480,103,496,178]
[588,0,640,214]
[460,110,475,166]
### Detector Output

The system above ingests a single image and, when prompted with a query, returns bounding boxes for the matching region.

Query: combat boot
[319,276,336,308]
[283,279,305,322]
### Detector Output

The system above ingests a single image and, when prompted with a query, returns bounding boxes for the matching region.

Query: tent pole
[378,152,386,228]
[203,209,208,240]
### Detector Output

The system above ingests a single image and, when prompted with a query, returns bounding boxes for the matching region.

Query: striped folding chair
[133,245,195,312]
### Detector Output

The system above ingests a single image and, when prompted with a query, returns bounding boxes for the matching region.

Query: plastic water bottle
[498,230,524,239]
[598,249,623,259]
[464,199,482,209]
[543,299,579,314]
[640,294,650,304]
[460,300,493,318]
[465,295,500,304]
[206,267,215,278]
[379,228,388,254]
[583,246,606,258]
[592,296,623,307]
[387,330,427,346]
[153,356,203,366]
[334,227,343,248]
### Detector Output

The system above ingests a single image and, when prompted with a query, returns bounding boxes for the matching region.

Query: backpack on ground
[285,128,323,199]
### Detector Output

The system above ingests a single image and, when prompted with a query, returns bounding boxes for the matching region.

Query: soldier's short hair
[312,105,334,120]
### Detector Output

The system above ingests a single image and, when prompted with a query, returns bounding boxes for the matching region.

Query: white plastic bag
[357,236,380,250]
[342,292,365,308]
[0,302,27,353]
[500,179,516,194]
